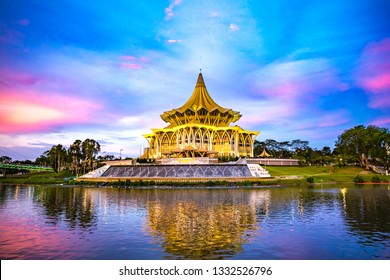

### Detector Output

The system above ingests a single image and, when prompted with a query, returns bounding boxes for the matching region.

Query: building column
[234,131,239,157]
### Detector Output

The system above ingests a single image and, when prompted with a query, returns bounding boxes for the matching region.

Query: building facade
[143,73,259,159]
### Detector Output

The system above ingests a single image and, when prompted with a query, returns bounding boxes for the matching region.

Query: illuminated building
[143,73,259,159]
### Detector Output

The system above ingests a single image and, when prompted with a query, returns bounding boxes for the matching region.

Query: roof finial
[199,55,202,74]
[196,71,205,88]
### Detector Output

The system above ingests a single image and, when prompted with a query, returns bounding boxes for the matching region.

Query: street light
[120,149,123,160]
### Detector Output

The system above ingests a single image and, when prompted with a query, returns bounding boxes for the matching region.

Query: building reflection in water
[1,184,388,260]
[143,189,270,259]
[340,187,348,214]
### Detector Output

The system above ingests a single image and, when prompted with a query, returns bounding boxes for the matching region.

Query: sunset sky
[1,0,390,160]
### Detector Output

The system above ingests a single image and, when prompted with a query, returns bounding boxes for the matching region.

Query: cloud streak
[250,56,347,100]
[0,0,389,159]
[0,90,102,134]
[354,38,390,109]
[165,0,183,20]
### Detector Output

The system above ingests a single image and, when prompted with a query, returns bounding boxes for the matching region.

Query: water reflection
[340,187,390,244]
[31,186,97,230]
[141,189,270,259]
[0,184,389,259]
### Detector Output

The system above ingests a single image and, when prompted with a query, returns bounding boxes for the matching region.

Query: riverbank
[267,165,388,183]
[0,166,388,186]
[0,170,74,185]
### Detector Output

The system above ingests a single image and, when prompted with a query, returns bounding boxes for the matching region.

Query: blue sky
[0,0,389,160]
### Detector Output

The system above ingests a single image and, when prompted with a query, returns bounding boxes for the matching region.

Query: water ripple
[0,185,389,259]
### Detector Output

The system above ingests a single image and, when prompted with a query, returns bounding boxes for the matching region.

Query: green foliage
[371,175,381,183]
[353,175,365,183]
[0,156,12,164]
[34,139,102,175]
[335,125,390,170]
[306,176,314,183]
[82,139,101,172]
[218,156,239,162]
[0,170,72,184]
[254,139,335,166]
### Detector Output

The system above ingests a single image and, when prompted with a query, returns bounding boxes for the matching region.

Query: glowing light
[7,102,63,124]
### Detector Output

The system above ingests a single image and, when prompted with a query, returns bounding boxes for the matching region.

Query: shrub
[372,175,381,183]
[353,175,365,183]
[306,176,314,183]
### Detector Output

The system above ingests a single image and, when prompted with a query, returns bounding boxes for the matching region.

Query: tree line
[1,125,389,174]
[334,125,389,170]
[254,139,333,165]
[254,125,389,170]
[35,139,105,175]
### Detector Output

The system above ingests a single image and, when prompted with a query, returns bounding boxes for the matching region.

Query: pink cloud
[252,58,346,99]
[359,73,390,92]
[119,63,143,70]
[165,0,183,20]
[294,111,350,131]
[354,38,390,108]
[0,68,42,86]
[236,100,300,127]
[0,90,102,134]
[120,55,136,61]
[263,82,310,98]
[370,117,390,126]
[117,55,149,70]
[229,23,239,32]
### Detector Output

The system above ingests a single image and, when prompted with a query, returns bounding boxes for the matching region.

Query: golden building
[144,73,259,159]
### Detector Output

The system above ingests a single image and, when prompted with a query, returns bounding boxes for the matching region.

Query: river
[0,184,389,259]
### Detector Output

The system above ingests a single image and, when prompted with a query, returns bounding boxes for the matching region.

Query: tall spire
[196,72,206,88]
[160,72,242,125]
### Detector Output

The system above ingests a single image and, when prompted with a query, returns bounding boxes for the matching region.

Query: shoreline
[1,178,388,189]
[1,166,388,187]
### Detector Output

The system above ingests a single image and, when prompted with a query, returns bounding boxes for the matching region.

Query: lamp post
[120,149,123,160]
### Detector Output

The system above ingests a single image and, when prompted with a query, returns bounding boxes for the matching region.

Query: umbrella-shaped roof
[259,149,271,157]
[161,73,242,126]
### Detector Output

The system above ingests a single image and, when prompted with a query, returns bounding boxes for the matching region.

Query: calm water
[0,184,389,260]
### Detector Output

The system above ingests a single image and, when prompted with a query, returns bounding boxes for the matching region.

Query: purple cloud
[354,38,390,108]
[250,57,348,100]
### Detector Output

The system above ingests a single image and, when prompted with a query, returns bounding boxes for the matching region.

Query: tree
[0,156,12,164]
[68,140,82,176]
[43,144,67,172]
[82,139,101,172]
[321,146,332,156]
[34,138,102,174]
[335,125,390,170]
[262,139,292,158]
[255,139,315,161]
[97,154,115,162]
[290,139,309,153]
[35,154,49,166]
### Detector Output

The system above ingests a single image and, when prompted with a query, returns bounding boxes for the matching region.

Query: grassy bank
[0,166,388,186]
[266,165,388,184]
[0,170,73,185]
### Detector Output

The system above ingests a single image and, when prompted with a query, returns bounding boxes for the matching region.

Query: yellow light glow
[8,103,63,124]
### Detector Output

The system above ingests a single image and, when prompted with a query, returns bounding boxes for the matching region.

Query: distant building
[143,73,259,159]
